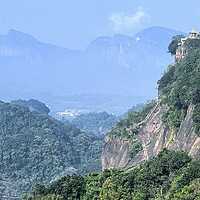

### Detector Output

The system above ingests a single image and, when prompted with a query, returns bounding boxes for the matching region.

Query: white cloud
[109,7,149,32]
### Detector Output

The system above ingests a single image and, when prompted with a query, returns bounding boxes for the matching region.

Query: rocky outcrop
[168,105,200,158]
[175,45,187,63]
[102,138,132,169]
[102,104,200,170]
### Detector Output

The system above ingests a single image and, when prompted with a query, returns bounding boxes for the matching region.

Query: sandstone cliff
[102,104,200,170]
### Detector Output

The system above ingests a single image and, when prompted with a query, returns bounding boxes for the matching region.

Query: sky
[0,0,200,50]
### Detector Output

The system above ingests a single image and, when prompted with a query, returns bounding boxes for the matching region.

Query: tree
[32,183,47,196]
[168,35,185,55]
[99,179,118,200]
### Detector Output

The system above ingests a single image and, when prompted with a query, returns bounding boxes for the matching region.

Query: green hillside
[11,99,50,115]
[158,43,200,135]
[72,111,117,134]
[0,101,104,198]
[24,150,200,200]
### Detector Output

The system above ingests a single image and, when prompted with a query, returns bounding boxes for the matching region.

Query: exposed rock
[102,104,200,170]
[102,138,132,170]
[168,105,200,158]
[175,45,187,63]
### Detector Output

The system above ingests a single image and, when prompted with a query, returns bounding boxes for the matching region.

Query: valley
[1,25,200,199]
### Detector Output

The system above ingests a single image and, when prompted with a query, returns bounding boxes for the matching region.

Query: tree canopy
[24,150,200,200]
[0,101,104,198]
[168,34,185,55]
[158,46,200,136]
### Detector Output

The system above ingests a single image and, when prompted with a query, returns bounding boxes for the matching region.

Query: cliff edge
[102,46,200,170]
[102,104,200,170]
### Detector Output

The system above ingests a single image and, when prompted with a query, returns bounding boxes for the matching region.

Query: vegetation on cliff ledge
[24,150,200,200]
[158,47,200,136]
[168,34,200,56]
[107,100,156,141]
[105,100,156,161]
[168,34,185,55]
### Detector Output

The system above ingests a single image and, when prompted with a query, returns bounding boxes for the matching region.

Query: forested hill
[11,99,50,115]
[0,101,104,199]
[24,150,200,200]
[72,111,117,134]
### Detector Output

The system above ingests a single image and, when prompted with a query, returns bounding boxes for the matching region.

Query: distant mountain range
[0,27,184,115]
[0,26,184,97]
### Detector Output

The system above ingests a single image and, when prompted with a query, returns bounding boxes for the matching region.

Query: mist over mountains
[0,26,184,115]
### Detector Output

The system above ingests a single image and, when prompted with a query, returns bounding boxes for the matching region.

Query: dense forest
[24,150,200,199]
[72,111,117,134]
[71,104,145,135]
[158,38,200,135]
[0,101,104,198]
[11,99,50,115]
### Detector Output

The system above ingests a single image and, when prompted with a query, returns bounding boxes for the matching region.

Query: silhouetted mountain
[0,27,184,113]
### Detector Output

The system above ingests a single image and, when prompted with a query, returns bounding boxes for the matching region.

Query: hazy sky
[0,0,200,50]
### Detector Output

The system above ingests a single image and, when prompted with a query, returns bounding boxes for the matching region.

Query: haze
[0,0,199,50]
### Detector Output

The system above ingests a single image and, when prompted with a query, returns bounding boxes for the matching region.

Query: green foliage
[0,101,104,198]
[72,111,117,134]
[164,160,200,199]
[129,139,143,160]
[184,38,200,51]
[11,99,50,115]
[107,100,156,140]
[120,103,145,118]
[105,100,156,161]
[69,131,105,175]
[193,103,200,134]
[25,150,199,200]
[99,179,118,200]
[47,175,86,200]
[158,47,200,136]
[169,178,200,200]
[168,35,185,55]
[32,183,47,196]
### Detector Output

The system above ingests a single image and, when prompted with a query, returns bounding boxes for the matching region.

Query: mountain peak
[135,26,185,42]
[7,29,38,43]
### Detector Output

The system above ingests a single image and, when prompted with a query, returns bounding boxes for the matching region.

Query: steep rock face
[168,105,200,158]
[102,138,132,169]
[102,104,200,170]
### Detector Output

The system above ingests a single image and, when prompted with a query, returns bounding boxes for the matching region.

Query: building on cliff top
[175,28,199,63]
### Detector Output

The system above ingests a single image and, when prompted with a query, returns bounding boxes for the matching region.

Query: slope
[102,38,200,170]
[0,101,104,199]
[24,150,200,200]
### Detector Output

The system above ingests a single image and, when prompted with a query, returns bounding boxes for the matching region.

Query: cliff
[102,138,132,169]
[102,47,200,170]
[102,104,200,170]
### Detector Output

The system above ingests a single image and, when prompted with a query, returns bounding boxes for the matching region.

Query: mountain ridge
[0,26,184,98]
